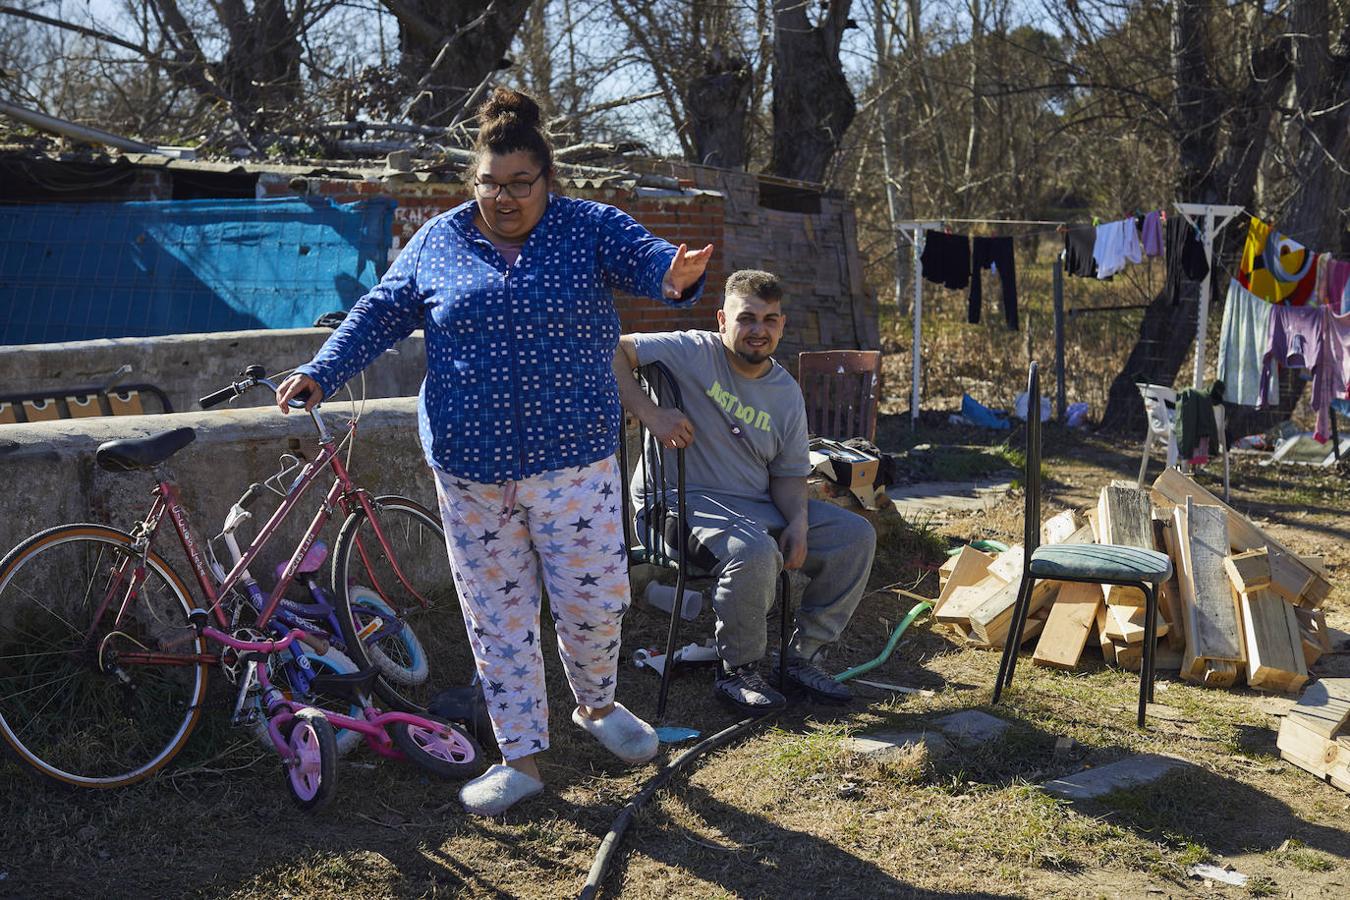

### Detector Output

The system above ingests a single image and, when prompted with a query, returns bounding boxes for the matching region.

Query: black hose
[577,712,776,900]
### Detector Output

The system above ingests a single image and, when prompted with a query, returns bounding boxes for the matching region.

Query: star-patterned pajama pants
[433,456,630,760]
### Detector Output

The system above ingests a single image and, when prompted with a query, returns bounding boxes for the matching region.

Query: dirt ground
[1,422,1347,899]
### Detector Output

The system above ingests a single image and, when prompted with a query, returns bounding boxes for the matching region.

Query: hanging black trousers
[969,236,1018,330]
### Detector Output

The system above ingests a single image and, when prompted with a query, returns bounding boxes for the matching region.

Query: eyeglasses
[473,171,544,200]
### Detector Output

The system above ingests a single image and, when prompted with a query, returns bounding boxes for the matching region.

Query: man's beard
[736,346,770,365]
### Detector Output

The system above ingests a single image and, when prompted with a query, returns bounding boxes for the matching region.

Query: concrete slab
[848,731,950,758]
[931,710,1010,745]
[1042,753,1191,801]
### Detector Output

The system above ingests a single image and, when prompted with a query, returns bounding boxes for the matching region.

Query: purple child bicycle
[0,366,483,808]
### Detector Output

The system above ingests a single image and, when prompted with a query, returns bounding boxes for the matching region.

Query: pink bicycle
[0,366,481,807]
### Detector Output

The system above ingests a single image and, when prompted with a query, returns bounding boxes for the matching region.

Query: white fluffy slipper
[459,764,544,817]
[572,702,659,764]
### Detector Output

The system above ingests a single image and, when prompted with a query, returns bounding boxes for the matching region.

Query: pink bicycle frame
[199,625,461,763]
[103,417,428,667]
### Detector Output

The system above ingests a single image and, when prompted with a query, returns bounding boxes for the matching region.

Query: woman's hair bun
[478,88,542,132]
[473,87,553,175]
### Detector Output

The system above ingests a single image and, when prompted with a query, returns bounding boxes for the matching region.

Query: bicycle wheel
[278,707,337,811]
[0,524,208,788]
[332,496,476,713]
[390,717,483,780]
[347,585,429,687]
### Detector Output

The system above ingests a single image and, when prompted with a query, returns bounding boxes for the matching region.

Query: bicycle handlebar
[199,366,337,444]
[198,385,238,409]
[198,370,314,412]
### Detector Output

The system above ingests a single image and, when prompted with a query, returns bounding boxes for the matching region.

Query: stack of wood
[931,469,1333,693]
[1277,679,1350,792]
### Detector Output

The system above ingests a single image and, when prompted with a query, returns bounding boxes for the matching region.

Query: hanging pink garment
[1330,306,1350,402]
[1258,305,1332,441]
[1324,258,1350,312]
[1141,210,1165,257]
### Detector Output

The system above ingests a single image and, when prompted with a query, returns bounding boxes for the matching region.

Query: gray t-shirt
[630,330,812,501]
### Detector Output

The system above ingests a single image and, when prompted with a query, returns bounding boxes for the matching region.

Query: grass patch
[1273,838,1336,872]
[1246,874,1279,897]
[754,723,852,782]
[898,444,1019,482]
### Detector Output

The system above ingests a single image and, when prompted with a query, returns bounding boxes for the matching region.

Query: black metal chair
[992,362,1174,727]
[617,361,792,722]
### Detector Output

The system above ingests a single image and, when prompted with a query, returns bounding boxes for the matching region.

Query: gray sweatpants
[655,492,876,667]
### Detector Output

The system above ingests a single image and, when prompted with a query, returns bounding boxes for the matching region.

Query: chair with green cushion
[991,362,1173,727]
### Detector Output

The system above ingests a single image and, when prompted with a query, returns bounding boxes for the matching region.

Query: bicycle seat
[276,541,328,581]
[95,427,197,472]
[311,668,378,702]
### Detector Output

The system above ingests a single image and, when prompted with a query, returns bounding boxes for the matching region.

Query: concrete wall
[0,328,425,415]
[0,400,431,590]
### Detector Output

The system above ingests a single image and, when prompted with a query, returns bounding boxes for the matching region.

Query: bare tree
[381,0,532,126]
[769,0,856,182]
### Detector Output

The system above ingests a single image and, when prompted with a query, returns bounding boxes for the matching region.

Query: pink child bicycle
[0,366,481,809]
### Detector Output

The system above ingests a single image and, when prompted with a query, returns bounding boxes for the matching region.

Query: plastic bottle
[643,581,704,621]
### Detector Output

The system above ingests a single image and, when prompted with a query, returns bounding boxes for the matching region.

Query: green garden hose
[834,595,933,683]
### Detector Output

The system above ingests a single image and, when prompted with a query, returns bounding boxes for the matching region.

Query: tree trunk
[383,0,532,126]
[686,48,752,168]
[769,0,856,183]
[1098,0,1291,433]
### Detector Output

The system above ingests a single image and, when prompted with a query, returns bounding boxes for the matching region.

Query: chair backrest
[1136,383,1176,439]
[617,361,686,569]
[798,350,882,442]
[1023,362,1043,559]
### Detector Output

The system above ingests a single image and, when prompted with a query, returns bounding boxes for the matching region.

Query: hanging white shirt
[1093,218,1143,279]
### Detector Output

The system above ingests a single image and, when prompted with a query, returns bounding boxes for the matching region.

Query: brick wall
[256,165,873,367]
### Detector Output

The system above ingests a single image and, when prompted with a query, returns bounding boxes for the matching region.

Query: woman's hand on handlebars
[275,373,322,414]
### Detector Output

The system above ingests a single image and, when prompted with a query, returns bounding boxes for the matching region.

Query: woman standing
[276,88,712,816]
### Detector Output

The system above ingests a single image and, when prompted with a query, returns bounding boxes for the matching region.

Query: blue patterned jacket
[296,195,703,483]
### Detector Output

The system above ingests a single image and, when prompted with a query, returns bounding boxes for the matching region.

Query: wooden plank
[1032,582,1102,670]
[1295,607,1332,670]
[1097,483,1154,549]
[1241,589,1308,693]
[1114,641,1142,671]
[1286,679,1350,740]
[984,546,1025,584]
[1269,549,1325,609]
[1042,509,1083,546]
[968,579,1060,645]
[1154,518,1186,651]
[1105,603,1169,644]
[1224,549,1271,594]
[1152,468,1331,605]
[935,575,1006,625]
[0,402,16,424]
[1278,716,1348,779]
[1173,499,1245,683]
[1199,660,1239,688]
[932,546,995,617]
[968,523,1097,644]
[1094,602,1118,665]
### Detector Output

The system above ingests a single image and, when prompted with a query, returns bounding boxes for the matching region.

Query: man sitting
[613,269,877,713]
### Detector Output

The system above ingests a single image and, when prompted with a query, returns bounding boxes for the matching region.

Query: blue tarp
[0,197,394,344]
